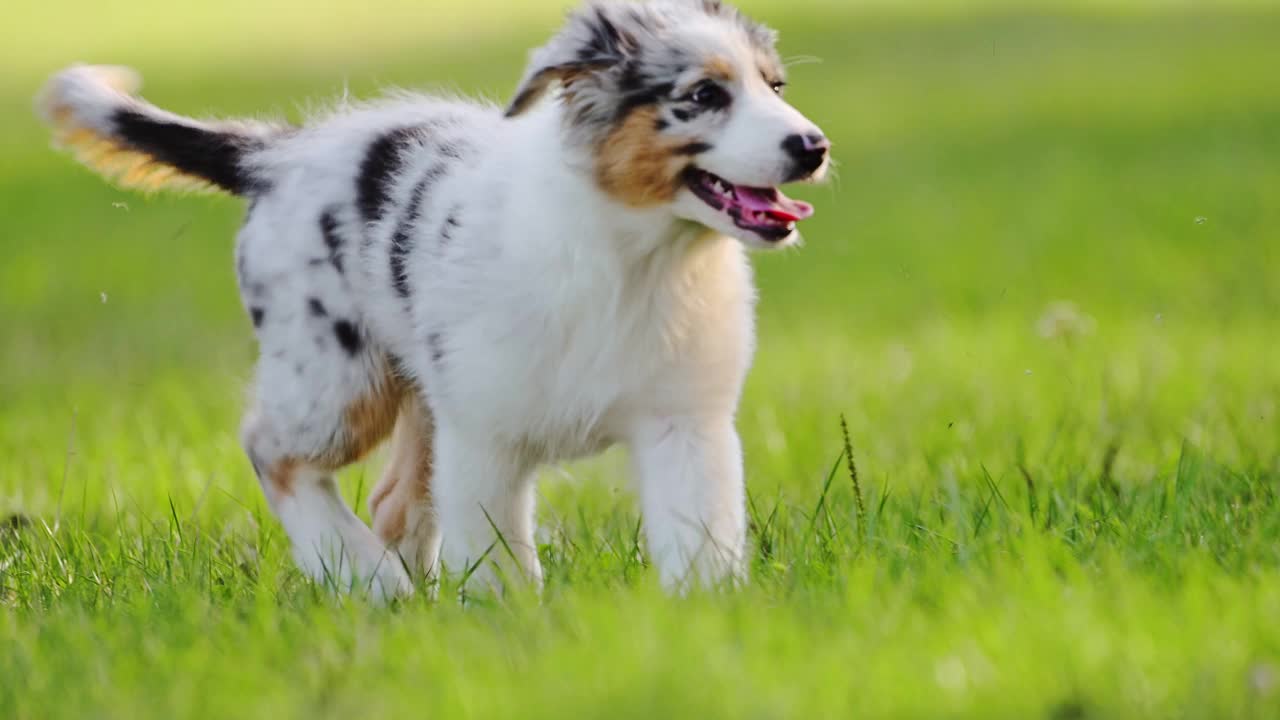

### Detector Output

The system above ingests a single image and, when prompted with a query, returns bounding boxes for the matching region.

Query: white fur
[37,0,829,598]
[271,466,415,598]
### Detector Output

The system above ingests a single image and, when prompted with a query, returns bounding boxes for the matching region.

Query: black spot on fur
[390,164,449,298]
[672,108,693,122]
[616,82,675,120]
[674,141,713,156]
[308,298,327,317]
[427,332,445,365]
[386,352,410,377]
[617,61,647,95]
[655,118,670,132]
[389,244,412,298]
[235,249,249,289]
[613,46,688,113]
[319,209,346,274]
[250,307,264,327]
[440,206,462,245]
[357,127,427,224]
[112,110,270,196]
[332,320,362,356]
[577,8,629,65]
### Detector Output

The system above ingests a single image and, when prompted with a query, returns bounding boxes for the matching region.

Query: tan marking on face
[596,107,692,207]
[703,56,737,82]
[370,396,435,546]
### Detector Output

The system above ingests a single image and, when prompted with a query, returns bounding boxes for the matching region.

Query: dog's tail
[36,65,287,197]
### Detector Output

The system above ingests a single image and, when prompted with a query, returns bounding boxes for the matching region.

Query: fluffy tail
[36,65,286,196]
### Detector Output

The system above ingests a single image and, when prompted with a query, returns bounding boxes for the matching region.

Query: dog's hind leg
[241,352,413,602]
[235,183,415,599]
[368,393,441,581]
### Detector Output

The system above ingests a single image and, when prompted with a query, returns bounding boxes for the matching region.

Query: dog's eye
[688,81,730,109]
[769,80,786,95]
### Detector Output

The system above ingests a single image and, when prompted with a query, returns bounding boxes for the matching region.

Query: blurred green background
[2,1,1280,717]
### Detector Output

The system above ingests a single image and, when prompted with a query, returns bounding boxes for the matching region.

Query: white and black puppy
[37,0,829,599]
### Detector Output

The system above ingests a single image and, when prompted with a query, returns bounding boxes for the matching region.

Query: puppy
[36,0,829,599]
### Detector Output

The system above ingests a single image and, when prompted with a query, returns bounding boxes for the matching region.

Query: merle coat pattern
[37,0,830,599]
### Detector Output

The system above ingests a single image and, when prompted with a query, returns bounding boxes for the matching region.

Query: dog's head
[506,0,829,248]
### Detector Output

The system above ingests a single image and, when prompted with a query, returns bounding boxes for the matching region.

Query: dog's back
[38,65,515,598]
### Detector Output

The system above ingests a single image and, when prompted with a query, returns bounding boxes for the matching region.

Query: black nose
[782,133,830,181]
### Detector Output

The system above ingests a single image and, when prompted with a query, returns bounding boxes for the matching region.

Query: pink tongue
[735,187,815,223]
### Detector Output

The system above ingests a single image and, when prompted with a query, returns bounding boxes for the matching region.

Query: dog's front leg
[433,422,542,594]
[631,416,747,591]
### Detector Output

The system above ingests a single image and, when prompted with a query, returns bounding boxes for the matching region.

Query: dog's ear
[505,6,636,118]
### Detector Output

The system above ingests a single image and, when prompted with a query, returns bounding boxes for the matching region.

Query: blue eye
[689,81,730,109]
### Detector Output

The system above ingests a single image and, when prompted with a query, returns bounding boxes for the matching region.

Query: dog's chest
[433,235,754,460]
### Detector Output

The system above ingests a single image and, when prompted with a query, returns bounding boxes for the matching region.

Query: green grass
[3,1,1280,717]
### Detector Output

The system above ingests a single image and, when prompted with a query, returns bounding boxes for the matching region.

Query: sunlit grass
[2,1,1279,717]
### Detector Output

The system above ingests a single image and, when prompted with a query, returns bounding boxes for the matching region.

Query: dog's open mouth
[685,167,814,242]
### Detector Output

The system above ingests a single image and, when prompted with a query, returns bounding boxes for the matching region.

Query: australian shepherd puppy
[37,0,830,599]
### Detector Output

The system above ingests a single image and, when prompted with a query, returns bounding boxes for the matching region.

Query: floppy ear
[504,59,614,118]
[504,6,634,118]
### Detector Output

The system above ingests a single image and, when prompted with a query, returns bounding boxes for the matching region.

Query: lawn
[2,0,1279,717]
